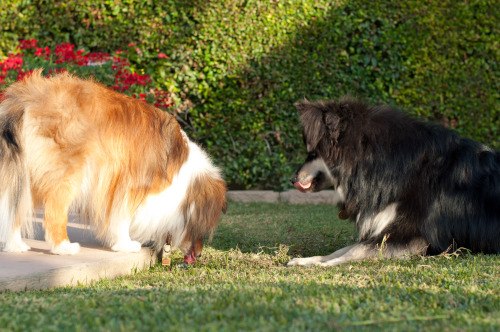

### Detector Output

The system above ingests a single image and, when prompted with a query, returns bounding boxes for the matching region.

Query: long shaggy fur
[0,70,226,255]
[289,97,500,267]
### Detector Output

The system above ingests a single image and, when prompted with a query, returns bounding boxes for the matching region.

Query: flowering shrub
[0,40,172,110]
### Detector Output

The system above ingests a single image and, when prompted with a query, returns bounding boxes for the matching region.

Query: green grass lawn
[1,202,499,331]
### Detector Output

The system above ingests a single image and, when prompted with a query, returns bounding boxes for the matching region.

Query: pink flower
[158,53,168,59]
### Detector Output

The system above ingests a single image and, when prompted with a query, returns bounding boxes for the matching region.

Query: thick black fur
[296,97,500,255]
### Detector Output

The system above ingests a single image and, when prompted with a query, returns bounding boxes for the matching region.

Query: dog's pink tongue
[294,181,311,192]
[184,252,196,264]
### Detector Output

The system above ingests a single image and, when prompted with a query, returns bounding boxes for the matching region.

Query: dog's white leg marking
[294,237,430,267]
[110,217,141,253]
[287,244,357,266]
[316,243,379,267]
[111,240,141,253]
[371,203,398,237]
[111,239,141,252]
[3,227,31,252]
[51,240,80,255]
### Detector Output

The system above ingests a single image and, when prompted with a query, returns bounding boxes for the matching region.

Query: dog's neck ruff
[130,137,221,250]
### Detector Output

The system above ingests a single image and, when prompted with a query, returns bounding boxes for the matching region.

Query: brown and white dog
[0,70,226,259]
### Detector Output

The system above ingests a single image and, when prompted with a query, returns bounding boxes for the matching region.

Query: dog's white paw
[52,240,80,255]
[111,240,141,253]
[287,257,321,267]
[3,238,31,252]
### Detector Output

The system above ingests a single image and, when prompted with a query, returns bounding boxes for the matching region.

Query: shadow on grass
[208,202,357,257]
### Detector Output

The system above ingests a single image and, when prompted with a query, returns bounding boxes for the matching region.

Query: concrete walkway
[0,190,335,291]
[0,210,157,292]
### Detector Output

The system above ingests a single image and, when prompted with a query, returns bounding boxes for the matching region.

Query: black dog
[288,97,500,267]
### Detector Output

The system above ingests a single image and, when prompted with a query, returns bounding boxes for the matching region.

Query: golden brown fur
[0,70,226,256]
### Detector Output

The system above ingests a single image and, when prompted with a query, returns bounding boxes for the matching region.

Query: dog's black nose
[291,174,298,184]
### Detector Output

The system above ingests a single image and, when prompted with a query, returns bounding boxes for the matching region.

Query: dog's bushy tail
[0,87,33,248]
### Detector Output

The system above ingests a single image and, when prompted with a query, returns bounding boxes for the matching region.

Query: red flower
[7,41,173,108]
[35,47,51,60]
[47,68,67,76]
[17,70,35,81]
[152,88,173,109]
[18,39,38,50]
[1,55,23,72]
[86,52,111,66]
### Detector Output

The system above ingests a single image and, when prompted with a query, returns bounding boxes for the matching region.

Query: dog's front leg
[109,214,142,253]
[310,237,429,267]
[314,242,379,267]
[287,244,357,266]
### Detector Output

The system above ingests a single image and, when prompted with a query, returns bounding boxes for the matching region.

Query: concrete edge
[226,189,341,205]
[0,248,156,292]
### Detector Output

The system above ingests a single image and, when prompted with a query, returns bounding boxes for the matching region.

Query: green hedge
[1,0,498,190]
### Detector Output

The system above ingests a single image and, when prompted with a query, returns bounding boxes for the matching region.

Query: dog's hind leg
[2,195,32,252]
[4,224,30,252]
[43,177,82,255]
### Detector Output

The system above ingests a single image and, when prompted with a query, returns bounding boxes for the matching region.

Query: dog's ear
[323,110,342,143]
[295,100,326,151]
[295,100,341,151]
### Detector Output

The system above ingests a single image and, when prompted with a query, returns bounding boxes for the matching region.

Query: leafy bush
[1,0,498,190]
